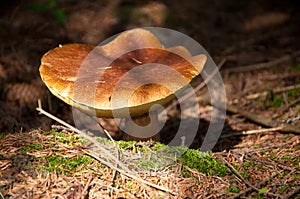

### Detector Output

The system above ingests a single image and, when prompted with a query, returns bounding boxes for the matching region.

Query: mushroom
[39,28,207,141]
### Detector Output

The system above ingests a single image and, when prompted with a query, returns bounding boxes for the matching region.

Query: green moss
[114,142,227,176]
[94,139,227,176]
[258,187,268,195]
[227,180,240,193]
[27,0,66,24]
[152,142,167,151]
[279,183,298,195]
[137,159,162,171]
[20,143,43,152]
[227,187,239,193]
[19,133,29,138]
[0,132,8,139]
[268,155,277,160]
[39,155,93,174]
[281,156,293,161]
[51,130,83,146]
[283,135,292,140]
[292,156,300,168]
[291,64,300,71]
[265,86,300,109]
[266,91,284,108]
[257,163,263,170]
[96,136,107,144]
[241,171,249,179]
[243,161,255,168]
[287,88,300,98]
[179,148,228,177]
[133,146,182,171]
[292,173,300,179]
[125,181,134,189]
[260,149,266,155]
[280,170,290,178]
[279,184,287,194]
[117,140,136,150]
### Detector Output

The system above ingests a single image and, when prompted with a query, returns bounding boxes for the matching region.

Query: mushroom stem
[123,112,160,142]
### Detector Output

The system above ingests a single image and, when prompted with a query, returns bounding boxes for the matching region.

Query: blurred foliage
[27,0,66,24]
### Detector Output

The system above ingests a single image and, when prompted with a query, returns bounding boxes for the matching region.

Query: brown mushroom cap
[40,29,206,117]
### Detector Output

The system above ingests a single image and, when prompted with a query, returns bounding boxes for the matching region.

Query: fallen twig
[85,150,176,195]
[80,176,93,199]
[283,186,300,199]
[37,100,127,171]
[0,191,5,199]
[245,158,300,174]
[221,126,283,138]
[245,83,300,100]
[36,99,176,196]
[274,98,300,119]
[51,124,73,132]
[225,104,300,134]
[273,83,300,94]
[222,158,281,198]
[229,173,279,199]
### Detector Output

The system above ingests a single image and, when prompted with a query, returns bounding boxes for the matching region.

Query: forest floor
[0,0,299,198]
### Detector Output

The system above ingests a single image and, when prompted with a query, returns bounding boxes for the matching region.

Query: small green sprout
[258,187,268,195]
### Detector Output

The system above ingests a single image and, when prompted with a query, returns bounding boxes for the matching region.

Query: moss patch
[20,143,43,152]
[179,148,228,177]
[39,155,93,175]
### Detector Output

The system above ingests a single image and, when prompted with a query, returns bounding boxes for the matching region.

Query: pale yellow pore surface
[40,29,207,118]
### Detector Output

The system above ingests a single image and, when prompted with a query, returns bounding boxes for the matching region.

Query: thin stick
[36,100,176,195]
[245,83,300,100]
[0,192,5,199]
[36,100,130,173]
[51,124,73,132]
[80,176,93,199]
[273,83,300,94]
[96,119,117,147]
[221,126,283,138]
[222,158,281,198]
[229,173,279,199]
[283,186,300,199]
[96,119,125,187]
[85,150,176,195]
[274,98,300,119]
[225,104,300,134]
